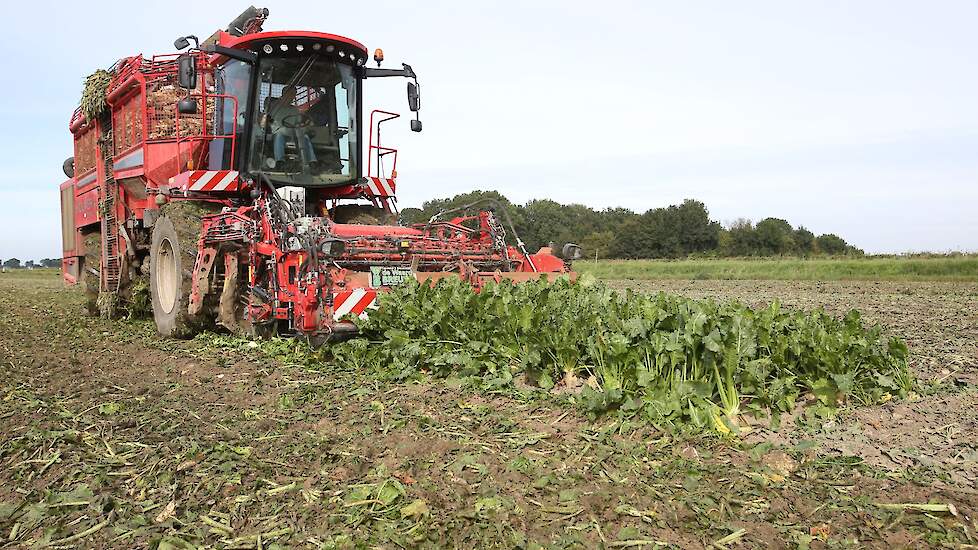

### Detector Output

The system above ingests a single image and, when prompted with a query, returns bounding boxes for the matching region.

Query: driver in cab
[260,85,317,168]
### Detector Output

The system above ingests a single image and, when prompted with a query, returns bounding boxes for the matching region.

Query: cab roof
[219,30,367,54]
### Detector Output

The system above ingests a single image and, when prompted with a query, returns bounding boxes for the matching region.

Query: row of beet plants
[332,276,912,433]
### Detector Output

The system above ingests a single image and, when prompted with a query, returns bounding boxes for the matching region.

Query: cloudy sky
[1,0,975,260]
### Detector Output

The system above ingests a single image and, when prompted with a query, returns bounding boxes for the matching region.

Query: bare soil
[0,272,975,548]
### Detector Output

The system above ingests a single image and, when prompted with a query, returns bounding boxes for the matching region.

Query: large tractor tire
[149,202,216,338]
[81,231,102,316]
[331,205,397,225]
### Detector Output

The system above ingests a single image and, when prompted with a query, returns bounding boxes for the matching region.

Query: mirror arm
[359,64,422,132]
[360,66,414,79]
[200,44,257,64]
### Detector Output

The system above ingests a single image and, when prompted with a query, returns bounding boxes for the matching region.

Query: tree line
[399,191,863,259]
[1,258,61,269]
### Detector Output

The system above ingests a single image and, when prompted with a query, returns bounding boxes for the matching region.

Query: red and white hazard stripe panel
[332,288,379,320]
[364,177,396,198]
[182,170,241,192]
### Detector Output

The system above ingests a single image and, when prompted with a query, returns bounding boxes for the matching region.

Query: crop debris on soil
[1,271,975,549]
[334,276,913,434]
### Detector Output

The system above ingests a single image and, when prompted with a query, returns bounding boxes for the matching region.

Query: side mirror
[173,34,198,50]
[410,119,422,132]
[177,97,198,115]
[177,54,197,89]
[561,243,583,261]
[406,82,420,112]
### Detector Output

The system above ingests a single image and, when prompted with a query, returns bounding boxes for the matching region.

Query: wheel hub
[157,238,178,314]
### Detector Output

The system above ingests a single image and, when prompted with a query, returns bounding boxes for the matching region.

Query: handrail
[367,109,400,179]
[106,56,143,101]
[175,93,239,171]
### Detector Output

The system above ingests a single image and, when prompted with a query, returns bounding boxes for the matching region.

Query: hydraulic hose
[425,199,537,272]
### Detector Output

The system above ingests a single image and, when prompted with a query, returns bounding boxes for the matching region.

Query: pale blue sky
[2,0,976,260]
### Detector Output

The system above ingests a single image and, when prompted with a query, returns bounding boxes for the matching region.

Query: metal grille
[256,83,284,114]
[259,85,320,113]
[113,95,143,155]
[294,86,321,109]
[74,130,97,176]
[145,73,214,140]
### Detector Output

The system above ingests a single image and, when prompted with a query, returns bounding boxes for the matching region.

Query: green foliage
[80,69,113,121]
[755,218,795,255]
[722,219,758,256]
[815,233,851,255]
[577,230,616,260]
[793,227,816,256]
[333,277,911,434]
[611,199,721,259]
[124,277,151,319]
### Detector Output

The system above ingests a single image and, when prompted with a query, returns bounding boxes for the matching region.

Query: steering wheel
[281,112,313,129]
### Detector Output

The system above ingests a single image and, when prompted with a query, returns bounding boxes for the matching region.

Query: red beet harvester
[59,7,579,341]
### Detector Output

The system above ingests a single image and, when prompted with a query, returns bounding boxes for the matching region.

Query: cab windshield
[249,54,357,186]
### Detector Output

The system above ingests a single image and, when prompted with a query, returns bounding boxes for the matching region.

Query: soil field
[1,271,977,549]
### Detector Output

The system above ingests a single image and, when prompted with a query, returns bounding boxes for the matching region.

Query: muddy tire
[331,205,396,225]
[149,202,216,338]
[82,231,101,316]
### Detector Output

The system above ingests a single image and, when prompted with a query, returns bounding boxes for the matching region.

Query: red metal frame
[175,93,239,170]
[219,30,367,54]
[189,193,572,337]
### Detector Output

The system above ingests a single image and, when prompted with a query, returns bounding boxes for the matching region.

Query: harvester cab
[172,10,420,192]
[58,6,578,341]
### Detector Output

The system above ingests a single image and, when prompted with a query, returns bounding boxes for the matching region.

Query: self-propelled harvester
[59,7,578,340]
